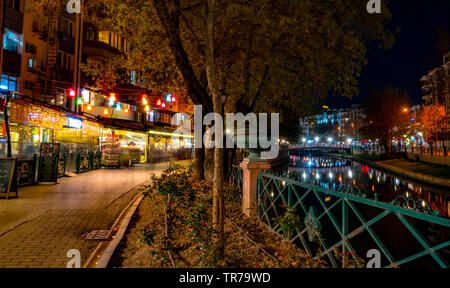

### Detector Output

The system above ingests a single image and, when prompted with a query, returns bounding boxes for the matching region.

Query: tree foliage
[418,105,448,149]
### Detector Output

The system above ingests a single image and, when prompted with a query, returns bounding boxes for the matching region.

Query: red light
[161,102,166,108]
[68,88,76,97]
[171,96,176,102]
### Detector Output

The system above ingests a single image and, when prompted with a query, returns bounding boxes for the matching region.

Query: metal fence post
[342,199,348,267]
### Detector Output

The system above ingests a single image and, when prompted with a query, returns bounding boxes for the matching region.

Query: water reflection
[288,155,450,218]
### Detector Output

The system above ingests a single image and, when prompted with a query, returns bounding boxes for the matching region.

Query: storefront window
[114,130,148,164]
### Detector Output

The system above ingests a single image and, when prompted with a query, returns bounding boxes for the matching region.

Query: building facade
[420,52,450,113]
[0,1,193,170]
[299,105,367,143]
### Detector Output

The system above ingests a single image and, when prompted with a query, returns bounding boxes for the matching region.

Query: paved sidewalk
[0,162,177,268]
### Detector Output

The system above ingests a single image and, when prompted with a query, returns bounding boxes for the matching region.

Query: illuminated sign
[68,117,83,129]
[82,89,90,103]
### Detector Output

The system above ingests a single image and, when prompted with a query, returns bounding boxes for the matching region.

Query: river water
[287,154,450,218]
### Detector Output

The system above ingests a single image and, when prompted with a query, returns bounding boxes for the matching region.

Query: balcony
[83,40,120,59]
[58,35,75,55]
[5,7,23,34]
[2,50,21,75]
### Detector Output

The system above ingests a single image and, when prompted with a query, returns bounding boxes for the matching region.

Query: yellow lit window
[98,31,109,44]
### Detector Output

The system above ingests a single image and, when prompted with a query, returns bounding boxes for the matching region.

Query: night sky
[325,0,450,108]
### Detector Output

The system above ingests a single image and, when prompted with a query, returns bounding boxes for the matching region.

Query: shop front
[54,116,103,173]
[1,100,67,186]
[100,128,148,166]
[148,130,193,163]
[4,100,66,159]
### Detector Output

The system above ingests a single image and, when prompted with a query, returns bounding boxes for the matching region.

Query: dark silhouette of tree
[365,88,410,154]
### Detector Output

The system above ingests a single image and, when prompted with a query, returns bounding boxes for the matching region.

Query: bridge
[289,143,352,154]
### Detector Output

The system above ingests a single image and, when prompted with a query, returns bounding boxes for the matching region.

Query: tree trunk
[204,147,214,182]
[205,0,224,258]
[193,147,204,180]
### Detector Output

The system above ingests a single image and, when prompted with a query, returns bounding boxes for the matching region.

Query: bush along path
[110,162,332,268]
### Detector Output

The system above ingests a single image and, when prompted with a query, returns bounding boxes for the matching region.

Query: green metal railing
[257,172,450,268]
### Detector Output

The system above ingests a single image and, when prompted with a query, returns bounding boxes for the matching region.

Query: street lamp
[402,107,409,113]
[314,136,319,142]
[327,137,333,143]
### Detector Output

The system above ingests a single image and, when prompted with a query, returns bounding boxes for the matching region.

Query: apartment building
[420,52,450,113]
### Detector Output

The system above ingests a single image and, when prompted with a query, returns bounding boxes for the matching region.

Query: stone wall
[406,153,450,167]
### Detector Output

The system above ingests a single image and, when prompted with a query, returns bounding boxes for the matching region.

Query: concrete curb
[83,189,145,268]
[337,154,450,189]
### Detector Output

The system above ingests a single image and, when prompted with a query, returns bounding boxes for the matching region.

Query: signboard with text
[38,143,61,184]
[0,158,17,199]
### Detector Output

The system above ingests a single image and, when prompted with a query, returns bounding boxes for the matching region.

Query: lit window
[3,29,20,52]
[131,71,136,85]
[1,74,18,92]
[98,31,109,44]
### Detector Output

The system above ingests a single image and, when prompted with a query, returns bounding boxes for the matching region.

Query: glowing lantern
[156,99,162,106]
[68,88,76,97]
[161,102,166,108]
[103,108,109,115]
[171,96,176,102]
[87,104,92,111]
[145,105,150,112]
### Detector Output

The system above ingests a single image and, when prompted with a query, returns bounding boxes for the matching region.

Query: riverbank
[331,153,450,190]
